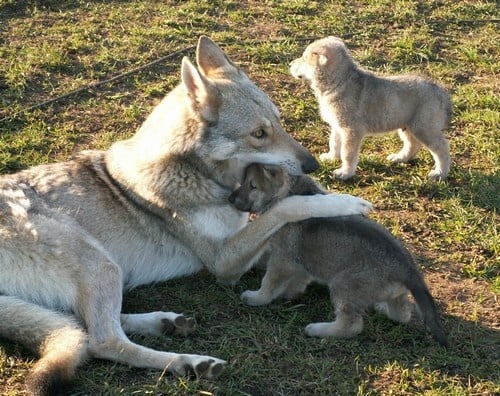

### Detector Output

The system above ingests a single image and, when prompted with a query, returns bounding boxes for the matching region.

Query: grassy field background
[0,0,498,395]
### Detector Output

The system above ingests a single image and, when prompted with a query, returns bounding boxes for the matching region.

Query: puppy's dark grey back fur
[272,175,448,346]
[288,174,326,196]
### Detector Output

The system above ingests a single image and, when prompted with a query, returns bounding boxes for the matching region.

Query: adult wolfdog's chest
[12,157,248,289]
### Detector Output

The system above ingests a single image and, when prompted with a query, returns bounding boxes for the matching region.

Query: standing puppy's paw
[333,168,356,180]
[427,169,447,181]
[387,152,409,163]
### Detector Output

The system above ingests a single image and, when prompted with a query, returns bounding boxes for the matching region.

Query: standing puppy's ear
[318,54,329,66]
[311,50,330,66]
[196,36,241,79]
[181,57,221,124]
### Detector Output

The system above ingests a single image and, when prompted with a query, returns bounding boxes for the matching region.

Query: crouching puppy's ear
[181,57,221,125]
[262,164,284,180]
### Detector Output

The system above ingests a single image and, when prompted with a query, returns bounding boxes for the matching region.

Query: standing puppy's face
[289,36,347,82]
[228,164,287,214]
[289,48,319,81]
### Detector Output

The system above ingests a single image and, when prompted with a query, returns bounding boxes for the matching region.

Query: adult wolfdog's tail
[0,296,88,395]
[404,271,449,347]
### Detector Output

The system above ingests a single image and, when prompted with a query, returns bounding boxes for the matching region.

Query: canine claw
[177,356,227,379]
[355,197,373,216]
[194,358,226,378]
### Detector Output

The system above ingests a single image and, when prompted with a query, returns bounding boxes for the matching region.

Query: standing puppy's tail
[404,272,449,347]
[0,296,88,395]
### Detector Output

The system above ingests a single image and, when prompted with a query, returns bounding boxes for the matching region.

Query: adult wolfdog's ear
[181,57,221,124]
[196,36,240,78]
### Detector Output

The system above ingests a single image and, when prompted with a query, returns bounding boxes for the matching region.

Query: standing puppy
[229,164,448,346]
[290,36,452,180]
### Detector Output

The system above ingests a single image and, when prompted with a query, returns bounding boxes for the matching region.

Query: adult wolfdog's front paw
[318,194,373,217]
[121,312,197,337]
[276,194,372,222]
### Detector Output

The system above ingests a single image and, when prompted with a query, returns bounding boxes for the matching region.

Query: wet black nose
[228,192,236,204]
[302,155,320,173]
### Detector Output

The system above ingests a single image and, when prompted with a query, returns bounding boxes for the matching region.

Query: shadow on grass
[1,271,498,395]
[116,274,500,394]
[450,169,500,211]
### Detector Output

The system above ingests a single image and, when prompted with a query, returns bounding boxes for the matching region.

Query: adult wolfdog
[0,36,372,395]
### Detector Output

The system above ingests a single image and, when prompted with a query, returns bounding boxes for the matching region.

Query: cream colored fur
[290,36,452,180]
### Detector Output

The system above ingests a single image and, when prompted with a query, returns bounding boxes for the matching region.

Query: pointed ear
[196,35,239,78]
[262,164,283,179]
[318,54,329,66]
[181,57,221,124]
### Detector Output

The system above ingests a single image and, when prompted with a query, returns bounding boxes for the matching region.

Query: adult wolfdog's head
[130,36,318,185]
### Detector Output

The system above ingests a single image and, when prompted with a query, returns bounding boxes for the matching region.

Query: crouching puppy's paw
[240,290,269,306]
[305,322,332,338]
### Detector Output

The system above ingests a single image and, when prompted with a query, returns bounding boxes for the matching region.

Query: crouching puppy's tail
[405,275,449,347]
[0,296,88,395]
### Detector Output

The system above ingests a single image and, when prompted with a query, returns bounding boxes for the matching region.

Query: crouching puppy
[290,36,452,180]
[228,164,448,346]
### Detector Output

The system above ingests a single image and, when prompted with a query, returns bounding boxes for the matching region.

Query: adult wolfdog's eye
[252,129,267,139]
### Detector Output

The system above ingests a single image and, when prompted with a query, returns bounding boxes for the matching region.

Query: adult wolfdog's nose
[302,155,320,173]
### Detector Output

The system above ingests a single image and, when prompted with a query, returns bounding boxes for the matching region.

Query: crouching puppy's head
[228,163,289,214]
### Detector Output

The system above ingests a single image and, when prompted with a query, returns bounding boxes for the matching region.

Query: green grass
[0,0,499,395]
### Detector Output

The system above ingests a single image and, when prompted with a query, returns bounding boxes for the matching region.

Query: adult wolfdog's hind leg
[79,258,225,378]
